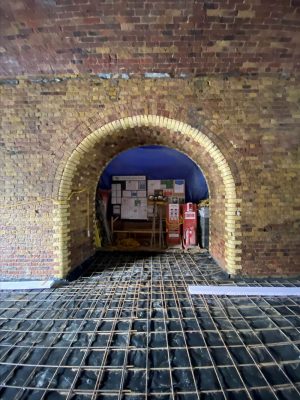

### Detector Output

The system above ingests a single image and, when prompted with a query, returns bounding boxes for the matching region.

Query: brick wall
[0,75,299,279]
[0,0,300,76]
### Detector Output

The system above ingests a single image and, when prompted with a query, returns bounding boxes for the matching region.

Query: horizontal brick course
[1,1,300,76]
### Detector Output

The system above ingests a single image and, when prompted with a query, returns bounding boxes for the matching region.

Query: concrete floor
[0,252,300,400]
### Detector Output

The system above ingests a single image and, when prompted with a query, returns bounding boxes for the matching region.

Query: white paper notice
[174,180,185,194]
[148,180,161,195]
[126,180,139,191]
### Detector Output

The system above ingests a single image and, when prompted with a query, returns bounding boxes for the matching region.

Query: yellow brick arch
[53,115,241,278]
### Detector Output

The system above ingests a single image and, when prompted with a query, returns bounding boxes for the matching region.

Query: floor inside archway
[0,252,300,399]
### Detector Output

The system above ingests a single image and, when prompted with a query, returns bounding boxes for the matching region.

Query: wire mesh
[0,252,300,399]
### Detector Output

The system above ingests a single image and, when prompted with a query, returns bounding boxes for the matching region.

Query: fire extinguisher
[182,203,198,249]
[183,227,193,248]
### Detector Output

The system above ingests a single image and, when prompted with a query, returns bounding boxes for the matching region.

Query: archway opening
[96,145,210,251]
[54,115,241,279]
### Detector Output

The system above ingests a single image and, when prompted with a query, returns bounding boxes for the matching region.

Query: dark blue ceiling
[99,145,209,202]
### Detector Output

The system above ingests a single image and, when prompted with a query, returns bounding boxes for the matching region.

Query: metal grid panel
[0,252,300,399]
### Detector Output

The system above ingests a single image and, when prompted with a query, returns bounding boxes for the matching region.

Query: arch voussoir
[53,115,241,278]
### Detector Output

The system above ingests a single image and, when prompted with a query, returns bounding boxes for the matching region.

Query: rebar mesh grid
[0,252,300,400]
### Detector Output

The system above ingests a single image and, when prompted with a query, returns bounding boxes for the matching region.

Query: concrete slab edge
[0,280,56,290]
[189,285,300,296]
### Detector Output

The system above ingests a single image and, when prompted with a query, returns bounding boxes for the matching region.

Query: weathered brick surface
[0,0,300,76]
[0,75,299,279]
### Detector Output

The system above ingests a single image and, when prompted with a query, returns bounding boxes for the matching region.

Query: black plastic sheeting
[0,252,300,399]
